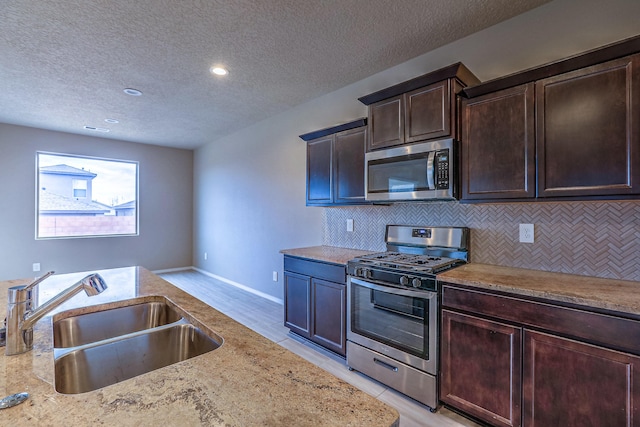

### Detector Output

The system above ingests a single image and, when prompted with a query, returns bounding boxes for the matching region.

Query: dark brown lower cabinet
[441,283,640,426]
[284,271,311,337]
[523,330,640,426]
[310,278,346,355]
[441,310,522,427]
[283,256,347,356]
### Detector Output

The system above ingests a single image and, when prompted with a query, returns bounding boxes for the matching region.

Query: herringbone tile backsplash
[323,201,640,282]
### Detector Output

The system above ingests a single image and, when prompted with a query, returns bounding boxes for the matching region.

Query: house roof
[40,164,97,178]
[39,190,110,213]
[114,200,136,209]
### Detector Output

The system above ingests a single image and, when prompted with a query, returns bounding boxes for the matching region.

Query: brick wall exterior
[38,216,137,237]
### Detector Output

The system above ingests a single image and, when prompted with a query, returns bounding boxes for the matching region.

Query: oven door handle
[349,277,437,299]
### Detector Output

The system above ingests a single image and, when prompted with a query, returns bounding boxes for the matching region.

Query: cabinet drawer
[284,256,345,284]
[442,284,640,356]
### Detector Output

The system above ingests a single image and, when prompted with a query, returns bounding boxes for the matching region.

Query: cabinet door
[441,310,522,427]
[523,330,640,426]
[405,80,451,143]
[284,272,311,337]
[368,95,404,151]
[310,278,346,356]
[536,54,640,198]
[461,83,535,200]
[334,126,367,204]
[306,136,333,205]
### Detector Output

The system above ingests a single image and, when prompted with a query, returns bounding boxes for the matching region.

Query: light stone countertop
[438,263,640,317]
[280,245,377,265]
[0,267,399,426]
[280,247,640,318]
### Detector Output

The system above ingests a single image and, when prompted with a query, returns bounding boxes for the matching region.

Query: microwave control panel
[435,149,450,189]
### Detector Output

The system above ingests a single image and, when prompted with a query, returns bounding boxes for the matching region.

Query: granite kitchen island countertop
[0,267,398,426]
[439,263,640,317]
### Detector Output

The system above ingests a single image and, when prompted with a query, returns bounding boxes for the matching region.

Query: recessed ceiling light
[84,126,110,132]
[210,66,228,76]
[104,118,119,124]
[123,88,142,96]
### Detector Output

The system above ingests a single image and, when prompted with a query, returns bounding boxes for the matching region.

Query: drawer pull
[373,357,399,372]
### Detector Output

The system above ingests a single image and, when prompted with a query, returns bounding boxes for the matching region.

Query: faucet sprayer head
[81,274,108,296]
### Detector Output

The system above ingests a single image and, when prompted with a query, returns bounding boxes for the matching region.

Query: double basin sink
[52,296,223,394]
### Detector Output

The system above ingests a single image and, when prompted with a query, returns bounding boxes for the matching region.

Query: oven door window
[368,154,430,194]
[351,282,429,359]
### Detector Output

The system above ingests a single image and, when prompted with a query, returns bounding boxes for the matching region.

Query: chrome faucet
[4,271,107,355]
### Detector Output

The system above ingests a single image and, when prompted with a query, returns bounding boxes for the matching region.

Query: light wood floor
[159,270,482,427]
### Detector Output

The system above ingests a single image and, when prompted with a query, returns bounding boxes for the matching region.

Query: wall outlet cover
[272,271,278,282]
[347,219,354,232]
[519,224,534,243]
[33,263,41,272]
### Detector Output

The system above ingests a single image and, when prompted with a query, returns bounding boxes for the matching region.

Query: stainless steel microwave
[365,138,456,202]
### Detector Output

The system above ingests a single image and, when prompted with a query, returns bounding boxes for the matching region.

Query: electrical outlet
[272,271,278,282]
[204,252,208,260]
[519,224,534,243]
[347,219,354,232]
[33,263,41,272]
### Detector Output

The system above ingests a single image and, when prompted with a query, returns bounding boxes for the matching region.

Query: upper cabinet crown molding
[358,62,480,106]
[299,118,367,142]
[463,34,640,99]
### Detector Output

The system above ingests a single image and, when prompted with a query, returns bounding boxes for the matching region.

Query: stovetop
[347,225,470,291]
[352,251,462,274]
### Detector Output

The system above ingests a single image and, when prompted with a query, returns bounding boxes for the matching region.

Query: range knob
[412,278,422,288]
[364,269,373,279]
[355,267,363,277]
[400,276,410,286]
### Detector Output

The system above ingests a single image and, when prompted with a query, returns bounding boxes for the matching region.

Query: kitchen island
[0,267,399,426]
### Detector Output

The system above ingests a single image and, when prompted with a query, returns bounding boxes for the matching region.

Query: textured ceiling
[0,0,550,149]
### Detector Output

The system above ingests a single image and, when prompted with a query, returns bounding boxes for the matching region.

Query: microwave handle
[426,151,436,190]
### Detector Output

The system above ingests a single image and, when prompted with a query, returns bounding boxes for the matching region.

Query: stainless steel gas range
[346,224,469,410]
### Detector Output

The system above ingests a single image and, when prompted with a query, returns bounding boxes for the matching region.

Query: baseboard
[193,267,284,305]
[152,266,194,274]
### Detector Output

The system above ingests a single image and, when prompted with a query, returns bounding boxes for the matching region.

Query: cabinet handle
[373,357,399,372]
[427,151,436,190]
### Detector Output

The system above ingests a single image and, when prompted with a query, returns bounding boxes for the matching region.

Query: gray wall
[193,0,640,302]
[0,123,193,280]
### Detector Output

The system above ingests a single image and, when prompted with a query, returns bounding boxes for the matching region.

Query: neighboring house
[38,191,111,216]
[39,164,109,216]
[113,200,136,216]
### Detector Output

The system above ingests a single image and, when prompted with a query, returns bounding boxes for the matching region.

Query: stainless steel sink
[52,298,223,394]
[53,298,183,348]
[55,322,221,394]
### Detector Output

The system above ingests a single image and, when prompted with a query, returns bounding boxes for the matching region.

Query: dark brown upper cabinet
[461,35,640,202]
[461,83,535,200]
[359,63,480,152]
[536,54,640,198]
[300,119,368,206]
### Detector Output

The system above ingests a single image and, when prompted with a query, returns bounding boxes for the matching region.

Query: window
[72,179,88,198]
[36,152,139,239]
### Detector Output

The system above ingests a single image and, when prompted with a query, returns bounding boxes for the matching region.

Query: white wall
[193,0,640,302]
[0,123,193,281]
